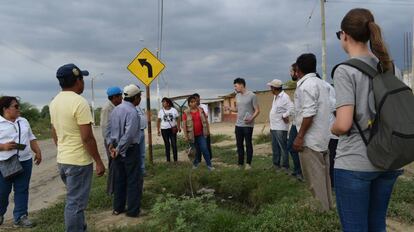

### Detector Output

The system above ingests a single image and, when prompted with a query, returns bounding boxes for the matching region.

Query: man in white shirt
[267,79,293,172]
[293,53,333,212]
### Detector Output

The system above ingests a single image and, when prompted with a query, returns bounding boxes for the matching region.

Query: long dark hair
[0,96,19,116]
[341,8,392,72]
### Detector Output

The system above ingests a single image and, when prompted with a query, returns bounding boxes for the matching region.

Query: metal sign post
[127,48,166,164]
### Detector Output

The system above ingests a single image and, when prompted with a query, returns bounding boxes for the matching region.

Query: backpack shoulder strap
[331,58,378,79]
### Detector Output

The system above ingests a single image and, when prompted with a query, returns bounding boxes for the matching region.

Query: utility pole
[411,17,414,90]
[320,0,327,80]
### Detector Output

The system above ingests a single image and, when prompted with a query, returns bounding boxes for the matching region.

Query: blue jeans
[139,130,146,174]
[113,144,143,217]
[0,159,32,222]
[193,136,212,167]
[235,126,254,165]
[334,168,402,232]
[287,125,301,175]
[58,163,93,232]
[270,130,289,168]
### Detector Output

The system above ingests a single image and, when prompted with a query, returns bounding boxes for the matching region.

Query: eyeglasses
[336,31,343,40]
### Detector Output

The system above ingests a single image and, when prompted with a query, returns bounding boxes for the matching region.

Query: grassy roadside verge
[19,134,414,231]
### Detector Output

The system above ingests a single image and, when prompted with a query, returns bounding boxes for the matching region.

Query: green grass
[28,140,414,231]
[210,134,232,144]
[254,133,271,145]
[388,177,414,223]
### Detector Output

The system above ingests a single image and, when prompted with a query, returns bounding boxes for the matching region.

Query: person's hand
[110,147,118,159]
[178,128,182,133]
[157,130,161,136]
[2,141,17,151]
[293,136,304,152]
[244,116,253,124]
[34,152,42,165]
[95,161,106,177]
[282,116,289,124]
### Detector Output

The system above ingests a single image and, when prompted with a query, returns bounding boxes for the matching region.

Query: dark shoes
[14,215,35,228]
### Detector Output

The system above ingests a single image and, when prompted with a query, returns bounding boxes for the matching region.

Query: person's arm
[331,105,353,136]
[79,124,105,176]
[182,113,189,141]
[245,95,260,123]
[176,116,181,132]
[293,116,313,152]
[30,140,42,165]
[51,125,58,146]
[0,141,17,151]
[157,118,161,136]
[282,96,294,123]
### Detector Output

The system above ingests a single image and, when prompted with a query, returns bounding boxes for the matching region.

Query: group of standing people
[157,93,214,170]
[0,7,406,232]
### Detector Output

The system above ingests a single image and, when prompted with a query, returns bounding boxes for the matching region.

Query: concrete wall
[221,89,295,124]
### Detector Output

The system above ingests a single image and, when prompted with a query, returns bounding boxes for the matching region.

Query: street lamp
[91,72,104,126]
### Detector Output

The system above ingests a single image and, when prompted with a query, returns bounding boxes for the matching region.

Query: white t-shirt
[199,104,209,116]
[158,107,179,129]
[0,116,36,161]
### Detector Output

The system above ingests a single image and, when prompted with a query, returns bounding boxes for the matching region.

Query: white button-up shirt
[0,116,36,161]
[294,73,330,152]
[269,91,293,131]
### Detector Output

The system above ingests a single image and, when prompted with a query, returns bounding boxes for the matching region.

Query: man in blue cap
[49,63,105,232]
[101,86,123,194]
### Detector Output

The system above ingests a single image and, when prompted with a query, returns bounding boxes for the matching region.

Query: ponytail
[368,21,392,72]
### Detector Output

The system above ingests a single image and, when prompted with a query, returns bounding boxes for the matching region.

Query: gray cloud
[0,0,413,108]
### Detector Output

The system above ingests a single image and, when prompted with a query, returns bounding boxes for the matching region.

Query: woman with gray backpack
[330,8,413,231]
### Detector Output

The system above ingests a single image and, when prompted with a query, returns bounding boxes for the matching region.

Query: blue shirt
[107,101,141,157]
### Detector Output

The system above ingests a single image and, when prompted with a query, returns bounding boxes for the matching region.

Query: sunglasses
[10,104,19,109]
[336,31,343,40]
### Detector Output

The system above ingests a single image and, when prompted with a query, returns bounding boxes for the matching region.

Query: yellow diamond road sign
[127,48,165,86]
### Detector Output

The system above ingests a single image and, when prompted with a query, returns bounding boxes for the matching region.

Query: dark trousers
[328,139,339,188]
[287,125,302,175]
[235,126,254,165]
[0,159,32,222]
[113,144,143,217]
[197,134,213,161]
[161,128,178,162]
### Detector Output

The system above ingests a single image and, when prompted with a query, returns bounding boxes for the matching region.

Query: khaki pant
[299,147,333,212]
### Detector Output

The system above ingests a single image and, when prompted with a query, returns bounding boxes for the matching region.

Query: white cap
[267,79,283,88]
[123,84,142,97]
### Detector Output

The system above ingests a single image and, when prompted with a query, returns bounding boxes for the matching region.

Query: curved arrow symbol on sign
[138,59,153,78]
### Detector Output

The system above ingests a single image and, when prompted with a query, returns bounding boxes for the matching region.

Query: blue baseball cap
[56,63,89,80]
[106,86,123,97]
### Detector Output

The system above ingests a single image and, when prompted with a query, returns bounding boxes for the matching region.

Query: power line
[306,0,319,27]
[0,40,53,70]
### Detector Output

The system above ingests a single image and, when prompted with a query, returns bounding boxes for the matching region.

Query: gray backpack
[332,59,414,170]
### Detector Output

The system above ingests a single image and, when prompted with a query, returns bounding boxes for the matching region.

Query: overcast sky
[0,0,413,109]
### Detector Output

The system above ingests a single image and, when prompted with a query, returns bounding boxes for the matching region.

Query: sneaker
[245,164,252,170]
[192,164,199,170]
[208,166,215,171]
[14,215,35,228]
[0,215,3,226]
[282,167,290,174]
